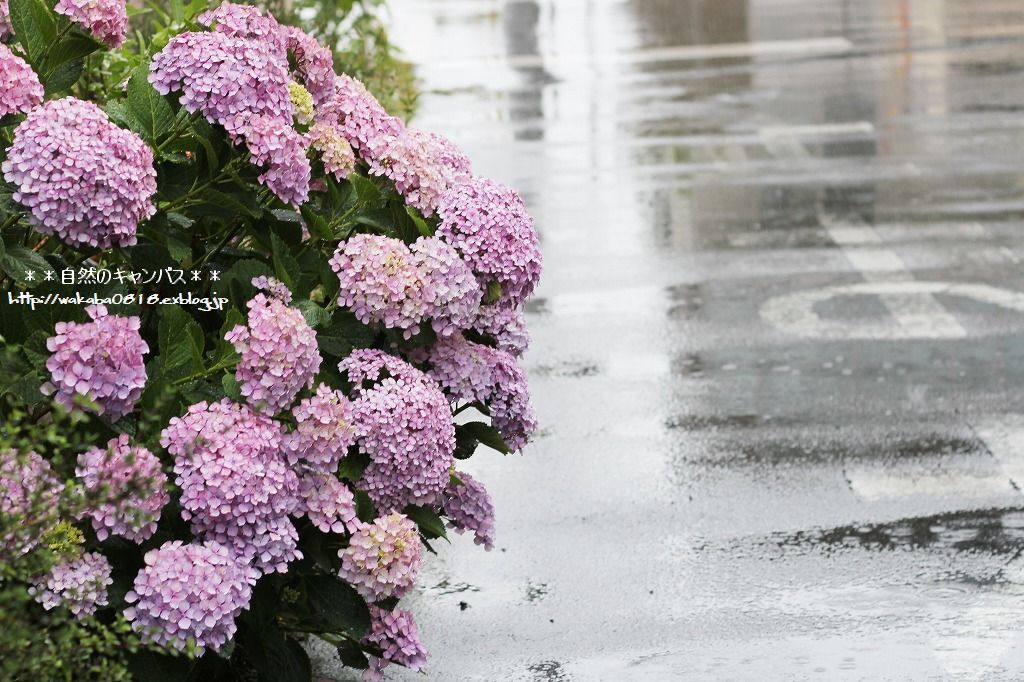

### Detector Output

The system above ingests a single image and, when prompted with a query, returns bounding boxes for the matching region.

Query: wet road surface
[315,1,1024,679]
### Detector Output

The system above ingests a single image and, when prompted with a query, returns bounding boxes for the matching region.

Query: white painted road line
[846,456,1016,502]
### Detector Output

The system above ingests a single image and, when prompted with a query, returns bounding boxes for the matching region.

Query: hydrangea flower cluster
[55,0,127,48]
[411,237,482,336]
[30,552,112,618]
[338,513,422,600]
[43,305,148,420]
[299,472,359,535]
[366,129,470,217]
[436,177,543,307]
[363,606,428,681]
[442,472,495,550]
[307,122,357,180]
[198,1,285,52]
[318,74,404,156]
[340,348,431,388]
[240,114,311,206]
[330,234,429,337]
[149,32,291,138]
[1,451,63,556]
[3,98,157,249]
[288,81,315,124]
[0,44,43,116]
[0,0,10,40]
[285,25,335,107]
[426,334,537,451]
[76,434,169,543]
[226,277,321,414]
[284,384,357,472]
[341,351,456,511]
[161,400,301,573]
[125,541,258,654]
[474,304,531,356]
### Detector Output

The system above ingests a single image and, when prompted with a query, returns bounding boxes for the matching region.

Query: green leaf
[221,372,242,401]
[9,0,56,64]
[403,504,448,540]
[349,173,381,204]
[127,651,195,682]
[294,300,330,328]
[484,280,503,305]
[128,65,176,142]
[337,450,370,483]
[44,30,103,71]
[42,58,82,95]
[336,640,370,670]
[212,307,244,365]
[191,189,259,219]
[0,246,50,288]
[405,205,433,237]
[317,312,376,358]
[299,204,331,240]
[457,421,512,454]
[158,304,204,381]
[299,575,371,639]
[219,258,273,310]
[270,231,299,291]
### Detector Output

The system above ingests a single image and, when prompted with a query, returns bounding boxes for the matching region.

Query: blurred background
[322,1,1024,679]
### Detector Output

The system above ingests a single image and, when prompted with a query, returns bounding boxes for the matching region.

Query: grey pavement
[314,1,1024,679]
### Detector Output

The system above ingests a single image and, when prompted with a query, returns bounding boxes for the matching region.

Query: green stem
[156,111,198,154]
[171,359,238,387]
[161,158,243,212]
[193,222,242,270]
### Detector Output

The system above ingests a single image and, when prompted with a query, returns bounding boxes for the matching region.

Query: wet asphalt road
[315,1,1024,680]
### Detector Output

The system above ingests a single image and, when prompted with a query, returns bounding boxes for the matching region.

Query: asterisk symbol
[209,270,221,282]
[44,270,54,281]
[24,270,35,281]
[191,270,202,281]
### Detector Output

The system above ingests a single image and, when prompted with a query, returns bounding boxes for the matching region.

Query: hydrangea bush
[0,1,541,679]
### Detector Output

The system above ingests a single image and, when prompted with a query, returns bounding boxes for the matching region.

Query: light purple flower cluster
[340,350,456,512]
[43,305,148,420]
[285,26,335,107]
[367,130,470,217]
[299,472,358,535]
[0,0,10,40]
[338,513,422,601]
[0,44,43,116]
[162,400,301,573]
[436,177,542,307]
[198,1,286,53]
[226,277,321,414]
[362,606,428,681]
[76,434,169,543]
[240,114,311,206]
[318,74,404,157]
[31,552,112,618]
[474,304,530,356]
[1,451,63,556]
[3,98,157,249]
[149,32,291,138]
[55,0,127,48]
[330,234,429,337]
[307,122,356,181]
[426,335,537,451]
[411,237,482,337]
[284,384,356,472]
[442,472,495,550]
[340,348,430,388]
[125,541,258,654]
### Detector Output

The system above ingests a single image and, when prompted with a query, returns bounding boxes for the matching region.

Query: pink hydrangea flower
[125,541,258,654]
[239,114,311,206]
[161,399,302,574]
[307,122,356,181]
[76,434,169,543]
[436,177,542,307]
[225,277,321,414]
[366,130,470,217]
[411,236,482,337]
[340,351,456,512]
[149,31,291,139]
[298,471,358,535]
[0,0,10,40]
[362,606,428,681]
[3,98,157,249]
[43,305,148,420]
[1,451,63,556]
[474,304,530,356]
[55,0,127,48]
[284,384,357,472]
[425,335,537,451]
[338,513,421,600]
[317,74,404,157]
[0,44,43,116]
[198,1,286,53]
[339,348,433,389]
[30,552,112,618]
[442,471,495,550]
[285,26,334,107]
[329,234,429,338]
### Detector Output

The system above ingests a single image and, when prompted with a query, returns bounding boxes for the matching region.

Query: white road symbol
[760,281,1024,340]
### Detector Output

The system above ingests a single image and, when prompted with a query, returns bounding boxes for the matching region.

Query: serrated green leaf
[299,205,331,240]
[44,29,103,72]
[349,173,381,204]
[403,504,448,540]
[1,246,50,288]
[219,258,273,310]
[293,299,330,328]
[405,205,433,237]
[128,65,177,142]
[484,280,503,305]
[317,312,376,358]
[42,58,82,94]
[9,0,56,64]
[457,421,512,454]
[270,231,299,291]
[158,304,204,381]
[298,575,370,639]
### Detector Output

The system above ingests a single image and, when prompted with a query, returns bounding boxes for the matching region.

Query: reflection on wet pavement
[319,0,1024,679]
